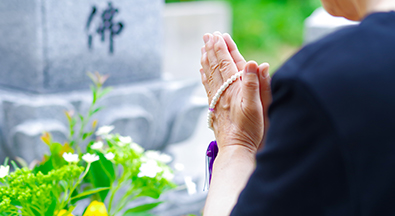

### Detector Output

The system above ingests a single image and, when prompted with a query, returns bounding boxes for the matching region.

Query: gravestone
[0,0,207,161]
[0,0,162,93]
[304,7,359,44]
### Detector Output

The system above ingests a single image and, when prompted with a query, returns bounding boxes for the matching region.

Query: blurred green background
[165,0,321,71]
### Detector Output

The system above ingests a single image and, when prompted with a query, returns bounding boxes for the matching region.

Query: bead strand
[207,71,243,130]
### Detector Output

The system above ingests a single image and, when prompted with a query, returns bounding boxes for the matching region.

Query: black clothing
[231,12,395,215]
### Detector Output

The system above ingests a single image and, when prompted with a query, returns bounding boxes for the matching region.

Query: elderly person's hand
[200,32,271,153]
[200,32,271,216]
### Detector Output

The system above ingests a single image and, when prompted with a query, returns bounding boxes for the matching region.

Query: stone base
[0,79,207,163]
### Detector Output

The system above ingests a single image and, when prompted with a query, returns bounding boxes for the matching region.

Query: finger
[200,68,209,94]
[258,63,271,109]
[201,50,210,72]
[205,33,224,96]
[213,33,238,81]
[223,33,246,71]
[201,46,206,55]
[241,61,261,111]
[258,63,271,141]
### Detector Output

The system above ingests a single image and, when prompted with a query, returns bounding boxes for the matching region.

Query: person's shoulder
[274,25,363,82]
[274,11,395,83]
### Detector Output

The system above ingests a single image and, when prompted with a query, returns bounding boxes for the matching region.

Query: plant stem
[114,185,137,213]
[60,163,91,210]
[108,170,128,215]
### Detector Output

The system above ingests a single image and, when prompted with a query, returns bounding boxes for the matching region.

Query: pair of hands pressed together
[200,32,272,215]
[200,32,272,155]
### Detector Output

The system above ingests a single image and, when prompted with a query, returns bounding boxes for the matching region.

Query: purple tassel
[206,140,219,184]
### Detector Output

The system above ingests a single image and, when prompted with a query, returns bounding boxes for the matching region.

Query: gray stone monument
[0,0,162,93]
[0,1,207,215]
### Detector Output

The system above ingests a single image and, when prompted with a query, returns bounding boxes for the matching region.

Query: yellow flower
[83,201,108,216]
[55,209,74,216]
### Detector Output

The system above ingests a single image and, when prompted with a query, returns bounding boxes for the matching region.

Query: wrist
[217,136,260,155]
[216,144,257,164]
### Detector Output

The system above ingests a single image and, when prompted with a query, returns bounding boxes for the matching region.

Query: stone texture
[167,97,207,144]
[304,7,358,44]
[0,0,45,92]
[0,0,162,93]
[0,79,206,163]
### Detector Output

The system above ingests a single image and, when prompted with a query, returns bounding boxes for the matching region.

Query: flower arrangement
[0,73,181,216]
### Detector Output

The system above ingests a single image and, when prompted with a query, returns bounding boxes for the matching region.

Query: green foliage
[124,202,163,214]
[97,134,176,215]
[1,73,178,216]
[85,152,115,202]
[0,165,84,215]
[226,0,321,51]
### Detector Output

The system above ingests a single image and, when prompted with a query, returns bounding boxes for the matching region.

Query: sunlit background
[165,0,321,71]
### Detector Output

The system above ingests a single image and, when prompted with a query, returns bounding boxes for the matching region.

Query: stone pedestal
[0,80,206,163]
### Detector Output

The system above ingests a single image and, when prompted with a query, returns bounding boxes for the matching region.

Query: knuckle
[209,62,219,71]
[206,41,214,50]
[214,40,225,52]
[263,84,271,92]
[218,59,232,73]
[244,80,259,89]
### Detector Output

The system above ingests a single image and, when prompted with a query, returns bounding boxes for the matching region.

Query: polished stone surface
[0,0,162,93]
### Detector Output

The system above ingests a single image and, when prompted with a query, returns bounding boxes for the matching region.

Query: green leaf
[44,195,57,216]
[79,114,84,122]
[14,156,28,168]
[85,153,115,201]
[33,156,54,175]
[97,87,112,99]
[99,157,116,181]
[49,142,62,154]
[136,188,161,199]
[70,187,110,200]
[87,72,97,84]
[10,160,19,170]
[69,140,75,147]
[3,157,9,166]
[123,202,163,214]
[82,132,93,140]
[91,107,104,115]
[49,142,66,168]
[90,85,97,104]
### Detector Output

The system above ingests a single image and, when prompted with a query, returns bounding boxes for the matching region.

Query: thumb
[258,63,271,109]
[241,61,261,109]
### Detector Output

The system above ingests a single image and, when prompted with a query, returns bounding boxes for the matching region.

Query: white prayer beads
[207,71,243,130]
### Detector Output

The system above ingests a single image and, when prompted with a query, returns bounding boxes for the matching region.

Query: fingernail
[246,64,256,73]
[203,35,210,44]
[214,35,219,43]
